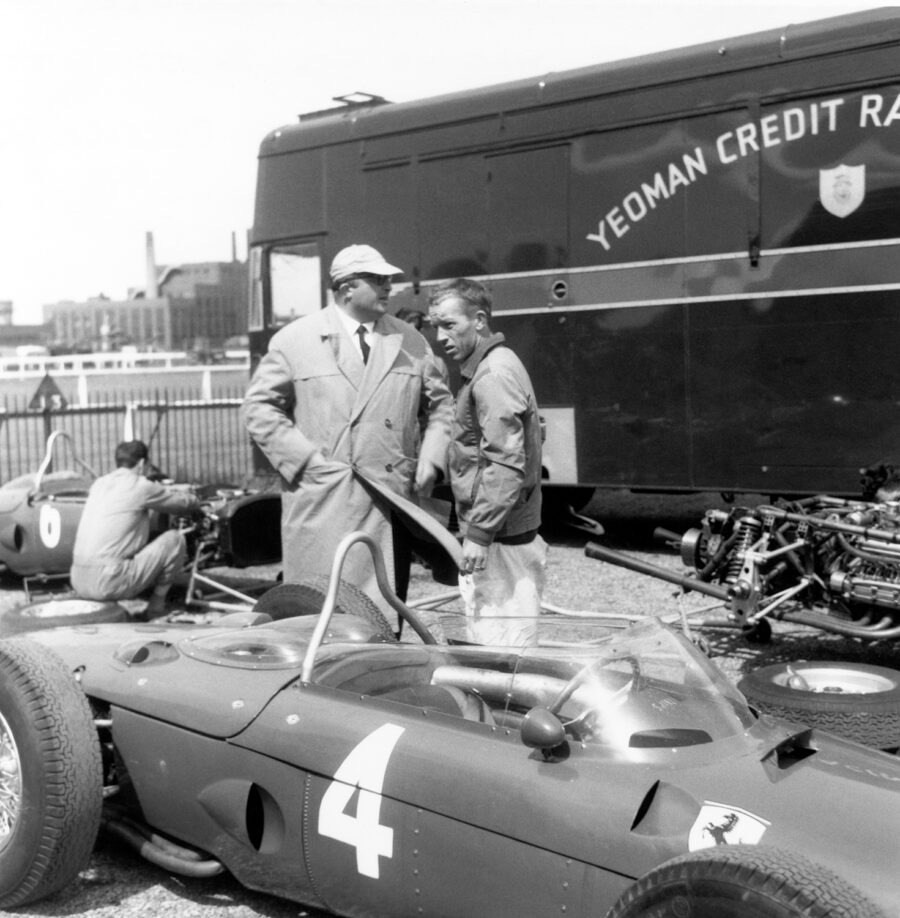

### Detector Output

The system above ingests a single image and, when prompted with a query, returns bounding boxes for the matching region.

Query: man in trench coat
[241,245,453,631]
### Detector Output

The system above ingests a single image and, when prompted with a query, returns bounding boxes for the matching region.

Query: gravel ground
[2,490,900,917]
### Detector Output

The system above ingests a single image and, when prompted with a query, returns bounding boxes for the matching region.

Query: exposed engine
[587,495,900,642]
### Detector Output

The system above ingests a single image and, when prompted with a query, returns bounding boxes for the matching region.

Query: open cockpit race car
[0,430,284,632]
[1,531,899,918]
[0,431,97,581]
[0,482,283,634]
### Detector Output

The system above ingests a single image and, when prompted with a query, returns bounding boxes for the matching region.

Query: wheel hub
[774,666,896,695]
[0,710,22,852]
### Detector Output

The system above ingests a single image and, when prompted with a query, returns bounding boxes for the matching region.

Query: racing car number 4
[318,724,406,879]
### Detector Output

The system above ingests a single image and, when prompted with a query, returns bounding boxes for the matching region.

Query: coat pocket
[297,357,341,381]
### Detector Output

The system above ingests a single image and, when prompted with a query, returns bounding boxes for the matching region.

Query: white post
[123,403,136,441]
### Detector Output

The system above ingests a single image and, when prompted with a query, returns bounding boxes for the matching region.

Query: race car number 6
[318,723,405,879]
[39,504,62,548]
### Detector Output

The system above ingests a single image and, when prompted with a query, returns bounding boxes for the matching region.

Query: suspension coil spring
[725,516,763,583]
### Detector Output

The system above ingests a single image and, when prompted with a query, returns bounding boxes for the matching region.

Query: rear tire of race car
[0,637,103,908]
[607,844,883,918]
[0,598,128,636]
[738,660,900,749]
[252,575,396,642]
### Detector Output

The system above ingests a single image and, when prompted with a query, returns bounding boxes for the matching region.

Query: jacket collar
[460,332,506,381]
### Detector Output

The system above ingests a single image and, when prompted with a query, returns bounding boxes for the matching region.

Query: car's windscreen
[312,617,754,749]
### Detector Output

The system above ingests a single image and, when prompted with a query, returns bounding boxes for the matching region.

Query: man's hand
[414,459,440,495]
[460,537,488,575]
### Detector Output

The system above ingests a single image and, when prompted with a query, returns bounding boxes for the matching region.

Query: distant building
[44,295,171,351]
[42,251,248,353]
[0,298,53,353]
[0,318,51,353]
[161,260,247,351]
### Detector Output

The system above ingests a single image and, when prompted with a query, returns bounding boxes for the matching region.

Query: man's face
[428,295,482,363]
[341,274,393,321]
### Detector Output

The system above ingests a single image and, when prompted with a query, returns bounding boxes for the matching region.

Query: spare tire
[738,660,900,749]
[0,599,128,636]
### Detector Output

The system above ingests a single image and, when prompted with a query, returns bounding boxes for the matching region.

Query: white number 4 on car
[318,723,405,878]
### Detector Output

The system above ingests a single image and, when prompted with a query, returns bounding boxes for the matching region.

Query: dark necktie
[356,324,370,364]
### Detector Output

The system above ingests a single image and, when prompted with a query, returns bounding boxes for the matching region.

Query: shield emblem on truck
[819,164,865,218]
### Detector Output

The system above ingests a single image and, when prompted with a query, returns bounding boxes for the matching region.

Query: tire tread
[608,845,885,918]
[739,661,900,748]
[0,638,102,908]
[253,576,396,641]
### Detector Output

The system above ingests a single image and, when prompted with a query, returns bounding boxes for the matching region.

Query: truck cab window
[267,242,323,329]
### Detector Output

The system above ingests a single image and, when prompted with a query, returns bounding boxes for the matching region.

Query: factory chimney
[145,231,159,298]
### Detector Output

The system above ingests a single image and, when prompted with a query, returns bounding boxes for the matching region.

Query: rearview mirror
[521,707,566,756]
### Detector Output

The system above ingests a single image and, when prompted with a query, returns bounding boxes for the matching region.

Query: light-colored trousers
[459,535,548,646]
[71,530,187,601]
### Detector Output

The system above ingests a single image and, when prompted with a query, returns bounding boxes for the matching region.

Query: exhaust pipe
[584,542,731,602]
[102,816,224,878]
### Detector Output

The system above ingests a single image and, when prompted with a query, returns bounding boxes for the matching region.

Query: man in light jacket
[70,440,199,618]
[242,244,452,632]
[428,277,546,645]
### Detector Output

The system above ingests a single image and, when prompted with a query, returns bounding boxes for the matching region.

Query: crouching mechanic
[428,278,547,646]
[70,440,200,618]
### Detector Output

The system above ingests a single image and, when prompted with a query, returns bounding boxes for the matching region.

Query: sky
[0,0,891,324]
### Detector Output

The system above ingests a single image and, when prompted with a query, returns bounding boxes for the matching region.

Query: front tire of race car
[0,638,103,908]
[253,575,396,642]
[607,845,884,918]
[738,660,900,749]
